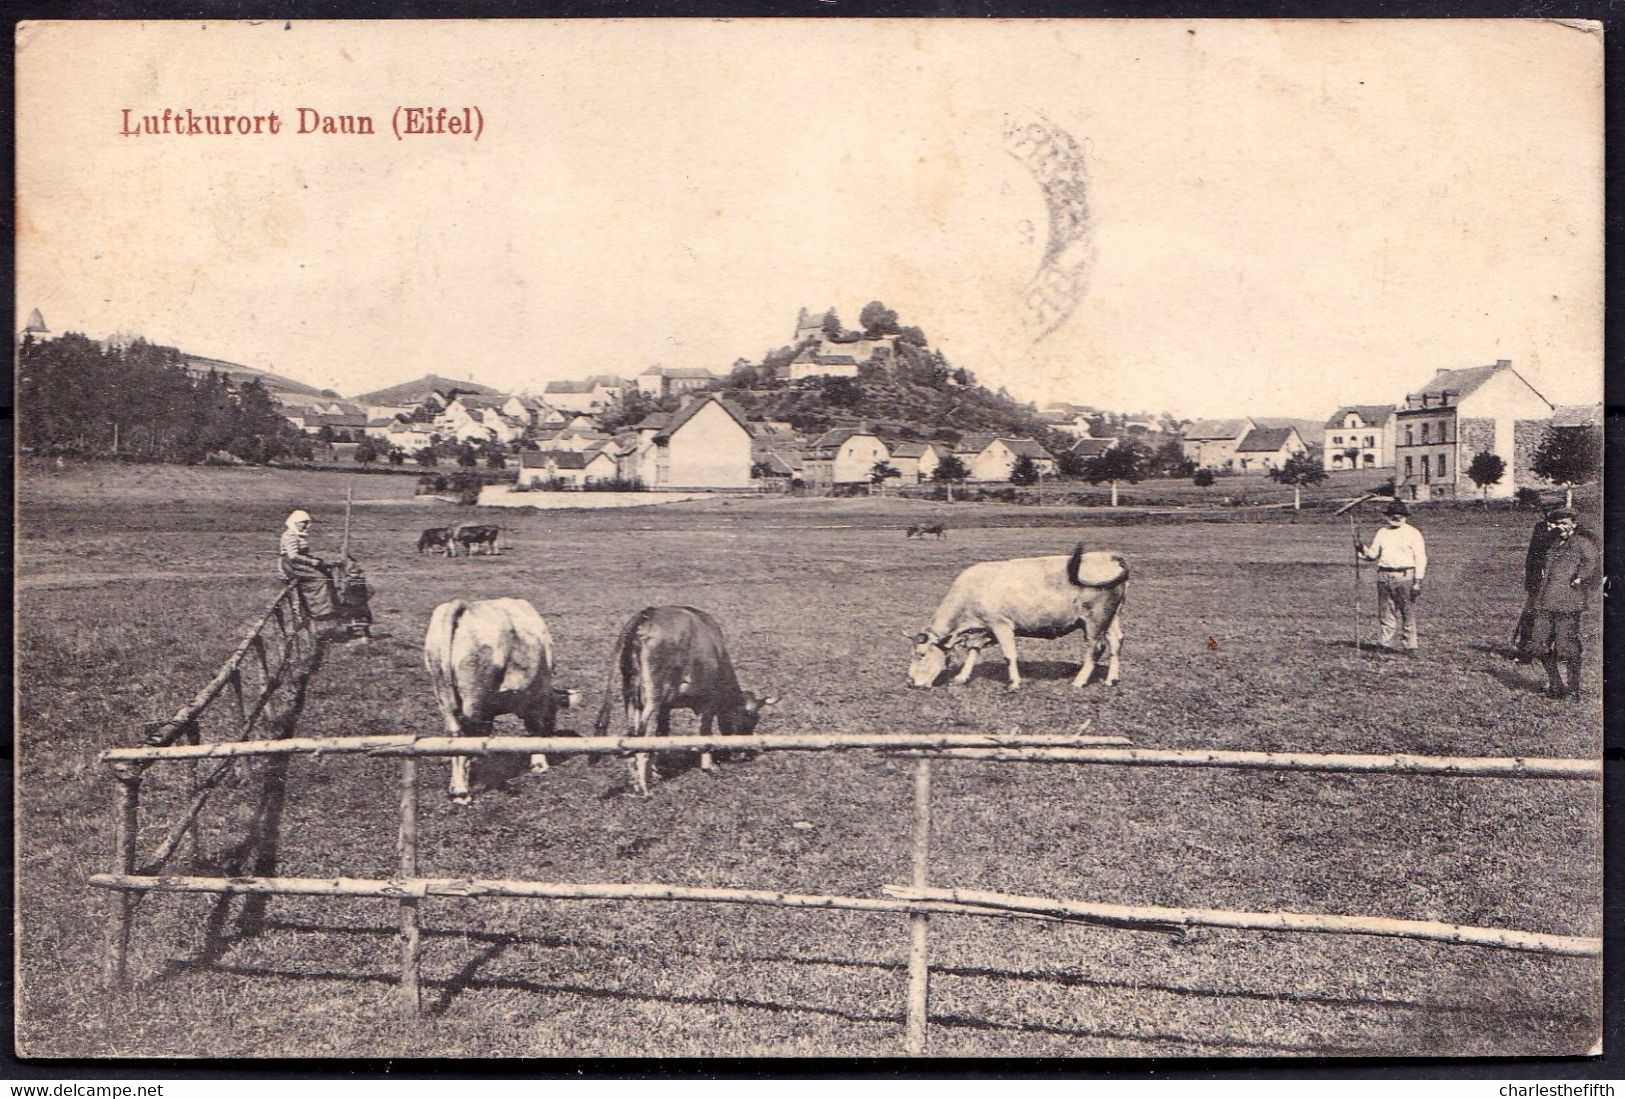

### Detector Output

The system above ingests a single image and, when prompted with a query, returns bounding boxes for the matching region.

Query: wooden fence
[93,725,1601,1054]
[101,581,319,987]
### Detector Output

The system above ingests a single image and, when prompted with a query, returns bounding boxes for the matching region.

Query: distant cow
[418,527,454,555]
[453,523,501,556]
[907,544,1128,691]
[424,598,578,803]
[593,606,778,797]
[906,523,947,540]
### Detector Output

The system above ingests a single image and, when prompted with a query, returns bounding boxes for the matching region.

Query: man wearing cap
[1355,499,1427,655]
[1527,507,1600,699]
[277,509,337,623]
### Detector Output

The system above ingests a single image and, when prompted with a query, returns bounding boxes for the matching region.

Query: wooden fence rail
[99,731,1132,765]
[885,747,1602,781]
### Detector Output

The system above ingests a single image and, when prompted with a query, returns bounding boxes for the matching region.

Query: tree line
[19,333,312,464]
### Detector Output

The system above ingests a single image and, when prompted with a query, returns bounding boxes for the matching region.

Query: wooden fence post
[105,769,141,988]
[398,757,422,1014]
[905,757,931,1055]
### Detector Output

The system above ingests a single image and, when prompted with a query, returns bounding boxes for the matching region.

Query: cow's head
[728,691,779,734]
[906,631,949,688]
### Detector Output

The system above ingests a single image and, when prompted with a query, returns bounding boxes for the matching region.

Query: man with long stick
[1333,493,1384,652]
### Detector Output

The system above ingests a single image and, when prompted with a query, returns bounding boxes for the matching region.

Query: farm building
[1233,426,1309,472]
[1322,405,1396,470]
[1394,360,1553,500]
[1070,437,1118,461]
[1181,417,1255,470]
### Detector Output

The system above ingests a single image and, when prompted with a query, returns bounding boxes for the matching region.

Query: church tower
[21,308,53,342]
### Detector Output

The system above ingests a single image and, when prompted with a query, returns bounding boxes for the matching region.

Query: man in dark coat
[1528,507,1601,698]
[1512,511,1559,661]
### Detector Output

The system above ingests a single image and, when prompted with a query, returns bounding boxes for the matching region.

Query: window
[1420,423,1431,443]
[1404,456,1413,476]
[1405,426,1414,446]
[1331,435,1342,445]
[1438,454,1447,478]
[1364,436,1374,448]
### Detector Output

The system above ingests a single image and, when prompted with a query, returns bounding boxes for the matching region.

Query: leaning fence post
[398,756,422,1014]
[905,757,932,1055]
[105,767,142,988]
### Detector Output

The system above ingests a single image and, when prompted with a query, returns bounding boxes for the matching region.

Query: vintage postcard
[14,19,1604,1061]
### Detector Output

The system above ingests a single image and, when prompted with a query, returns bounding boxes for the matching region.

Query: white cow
[907,545,1128,691]
[424,598,577,803]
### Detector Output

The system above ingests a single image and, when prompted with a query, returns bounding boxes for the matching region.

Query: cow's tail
[593,613,641,736]
[425,600,470,719]
[1066,544,1130,589]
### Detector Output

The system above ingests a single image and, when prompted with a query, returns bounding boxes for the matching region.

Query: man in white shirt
[1355,498,1427,655]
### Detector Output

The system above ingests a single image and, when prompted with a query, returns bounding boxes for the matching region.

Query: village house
[386,421,439,452]
[886,440,945,485]
[1069,437,1117,462]
[787,348,860,381]
[617,394,755,489]
[501,393,548,428]
[804,427,893,487]
[438,395,527,445]
[1393,359,1553,501]
[362,417,401,441]
[1181,418,1256,470]
[955,435,1057,482]
[1232,426,1309,471]
[542,377,628,414]
[519,447,619,489]
[1322,405,1396,471]
[634,365,717,400]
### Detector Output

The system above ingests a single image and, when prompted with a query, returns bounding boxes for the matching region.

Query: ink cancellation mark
[1003,115,1096,344]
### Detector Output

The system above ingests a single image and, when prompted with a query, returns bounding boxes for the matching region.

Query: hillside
[353,373,500,406]
[714,369,1069,448]
[178,353,328,400]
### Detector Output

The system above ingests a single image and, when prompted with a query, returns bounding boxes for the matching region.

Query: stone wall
[1514,419,1554,487]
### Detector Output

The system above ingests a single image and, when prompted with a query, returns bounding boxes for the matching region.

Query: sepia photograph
[13,18,1605,1061]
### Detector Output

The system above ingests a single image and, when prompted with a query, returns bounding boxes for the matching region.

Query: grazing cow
[907,544,1128,691]
[453,523,501,556]
[593,606,778,797]
[424,598,578,803]
[905,523,947,539]
[418,527,454,555]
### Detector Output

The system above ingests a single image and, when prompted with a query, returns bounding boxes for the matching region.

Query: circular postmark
[1003,114,1096,344]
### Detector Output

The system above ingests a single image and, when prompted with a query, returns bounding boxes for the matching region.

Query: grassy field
[15,461,1603,1059]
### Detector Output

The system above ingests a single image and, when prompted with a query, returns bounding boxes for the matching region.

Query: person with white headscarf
[278,509,337,621]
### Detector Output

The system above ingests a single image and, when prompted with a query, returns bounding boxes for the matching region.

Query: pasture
[16,462,1602,1058]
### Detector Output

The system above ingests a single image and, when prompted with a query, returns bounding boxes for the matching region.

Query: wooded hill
[714,306,1071,448]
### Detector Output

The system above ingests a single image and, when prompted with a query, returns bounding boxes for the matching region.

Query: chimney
[1495,359,1511,367]
[1436,368,1450,374]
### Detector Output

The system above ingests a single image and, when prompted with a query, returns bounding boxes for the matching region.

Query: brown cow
[593,606,777,797]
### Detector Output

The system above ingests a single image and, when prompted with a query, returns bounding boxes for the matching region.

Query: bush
[1515,486,1545,509]
[1193,469,1216,487]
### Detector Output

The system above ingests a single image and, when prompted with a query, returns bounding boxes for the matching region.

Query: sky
[16,19,1604,418]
